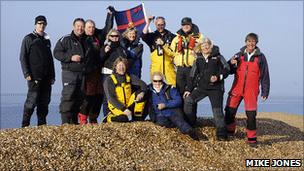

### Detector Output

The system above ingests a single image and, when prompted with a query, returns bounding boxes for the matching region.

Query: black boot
[188,129,200,141]
[21,108,34,127]
[216,128,228,141]
[37,113,47,126]
[22,113,31,127]
[213,108,228,141]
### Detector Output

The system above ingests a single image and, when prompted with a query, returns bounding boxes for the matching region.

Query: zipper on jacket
[162,52,166,79]
[122,87,127,106]
[185,47,189,66]
[242,65,248,95]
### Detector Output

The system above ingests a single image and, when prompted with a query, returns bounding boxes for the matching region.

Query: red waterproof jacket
[228,46,270,98]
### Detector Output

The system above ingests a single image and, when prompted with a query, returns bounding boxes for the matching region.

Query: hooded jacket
[228,46,270,98]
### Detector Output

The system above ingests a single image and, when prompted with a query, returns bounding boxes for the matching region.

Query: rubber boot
[246,129,257,147]
[246,110,257,147]
[212,108,228,141]
[21,113,32,127]
[78,113,88,125]
[224,107,237,135]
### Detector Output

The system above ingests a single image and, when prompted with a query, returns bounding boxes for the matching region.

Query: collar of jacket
[71,31,84,41]
[148,83,170,94]
[176,24,199,37]
[154,29,171,36]
[33,30,48,39]
[196,45,221,59]
[112,72,128,83]
[121,37,140,48]
[240,46,261,56]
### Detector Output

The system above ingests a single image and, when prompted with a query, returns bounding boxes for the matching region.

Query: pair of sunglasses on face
[153,80,163,83]
[109,34,119,38]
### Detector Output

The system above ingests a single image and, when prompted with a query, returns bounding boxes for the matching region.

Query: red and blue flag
[114,3,147,35]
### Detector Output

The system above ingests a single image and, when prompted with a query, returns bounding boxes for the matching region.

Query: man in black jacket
[19,15,55,127]
[53,18,87,124]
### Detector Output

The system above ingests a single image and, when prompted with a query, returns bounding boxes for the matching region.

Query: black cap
[35,15,47,24]
[181,17,192,25]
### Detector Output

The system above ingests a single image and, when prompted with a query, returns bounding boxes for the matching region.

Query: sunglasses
[109,35,119,37]
[153,80,163,83]
[157,24,165,27]
[37,22,47,25]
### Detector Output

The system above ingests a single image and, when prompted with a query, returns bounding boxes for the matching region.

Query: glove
[107,6,115,13]
[134,44,143,55]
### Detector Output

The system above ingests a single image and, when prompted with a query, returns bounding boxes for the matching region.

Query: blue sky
[1,1,303,97]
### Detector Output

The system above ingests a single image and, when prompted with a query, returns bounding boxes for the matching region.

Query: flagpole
[142,2,151,32]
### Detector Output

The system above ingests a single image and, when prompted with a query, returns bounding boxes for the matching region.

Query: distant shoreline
[237,112,304,131]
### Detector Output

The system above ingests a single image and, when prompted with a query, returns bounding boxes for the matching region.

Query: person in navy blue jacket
[147,72,200,140]
[121,27,143,78]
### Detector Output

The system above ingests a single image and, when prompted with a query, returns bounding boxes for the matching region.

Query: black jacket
[95,12,114,45]
[186,45,230,91]
[100,42,128,69]
[19,31,55,80]
[83,36,102,74]
[142,29,176,52]
[53,31,87,72]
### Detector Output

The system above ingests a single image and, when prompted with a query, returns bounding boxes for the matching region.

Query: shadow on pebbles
[0,116,303,170]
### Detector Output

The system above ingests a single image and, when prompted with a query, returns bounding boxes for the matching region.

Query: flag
[114,3,147,35]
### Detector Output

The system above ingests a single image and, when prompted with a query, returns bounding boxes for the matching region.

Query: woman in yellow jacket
[103,57,147,122]
[170,17,203,94]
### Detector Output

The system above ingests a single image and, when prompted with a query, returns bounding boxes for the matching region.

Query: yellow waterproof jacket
[170,32,203,67]
[108,74,132,115]
[106,74,146,122]
[150,46,176,86]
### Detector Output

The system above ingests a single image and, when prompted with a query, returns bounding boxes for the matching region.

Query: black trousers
[184,88,226,136]
[22,79,52,127]
[79,94,103,123]
[101,74,111,117]
[60,70,84,124]
[176,66,192,95]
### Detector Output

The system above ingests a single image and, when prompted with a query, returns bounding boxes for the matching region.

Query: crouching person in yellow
[103,57,148,122]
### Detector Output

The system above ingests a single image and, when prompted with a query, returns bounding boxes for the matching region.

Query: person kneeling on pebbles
[146,72,201,141]
[103,57,147,122]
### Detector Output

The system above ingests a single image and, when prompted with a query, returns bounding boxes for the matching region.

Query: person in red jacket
[224,33,270,147]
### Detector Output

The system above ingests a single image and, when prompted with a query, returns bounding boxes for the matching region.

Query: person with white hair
[183,37,230,140]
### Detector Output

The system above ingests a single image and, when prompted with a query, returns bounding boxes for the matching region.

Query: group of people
[19,7,270,145]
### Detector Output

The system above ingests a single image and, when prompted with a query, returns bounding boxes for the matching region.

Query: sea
[0,93,303,129]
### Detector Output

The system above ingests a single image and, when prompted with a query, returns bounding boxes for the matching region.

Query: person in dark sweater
[183,37,230,140]
[19,15,55,127]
